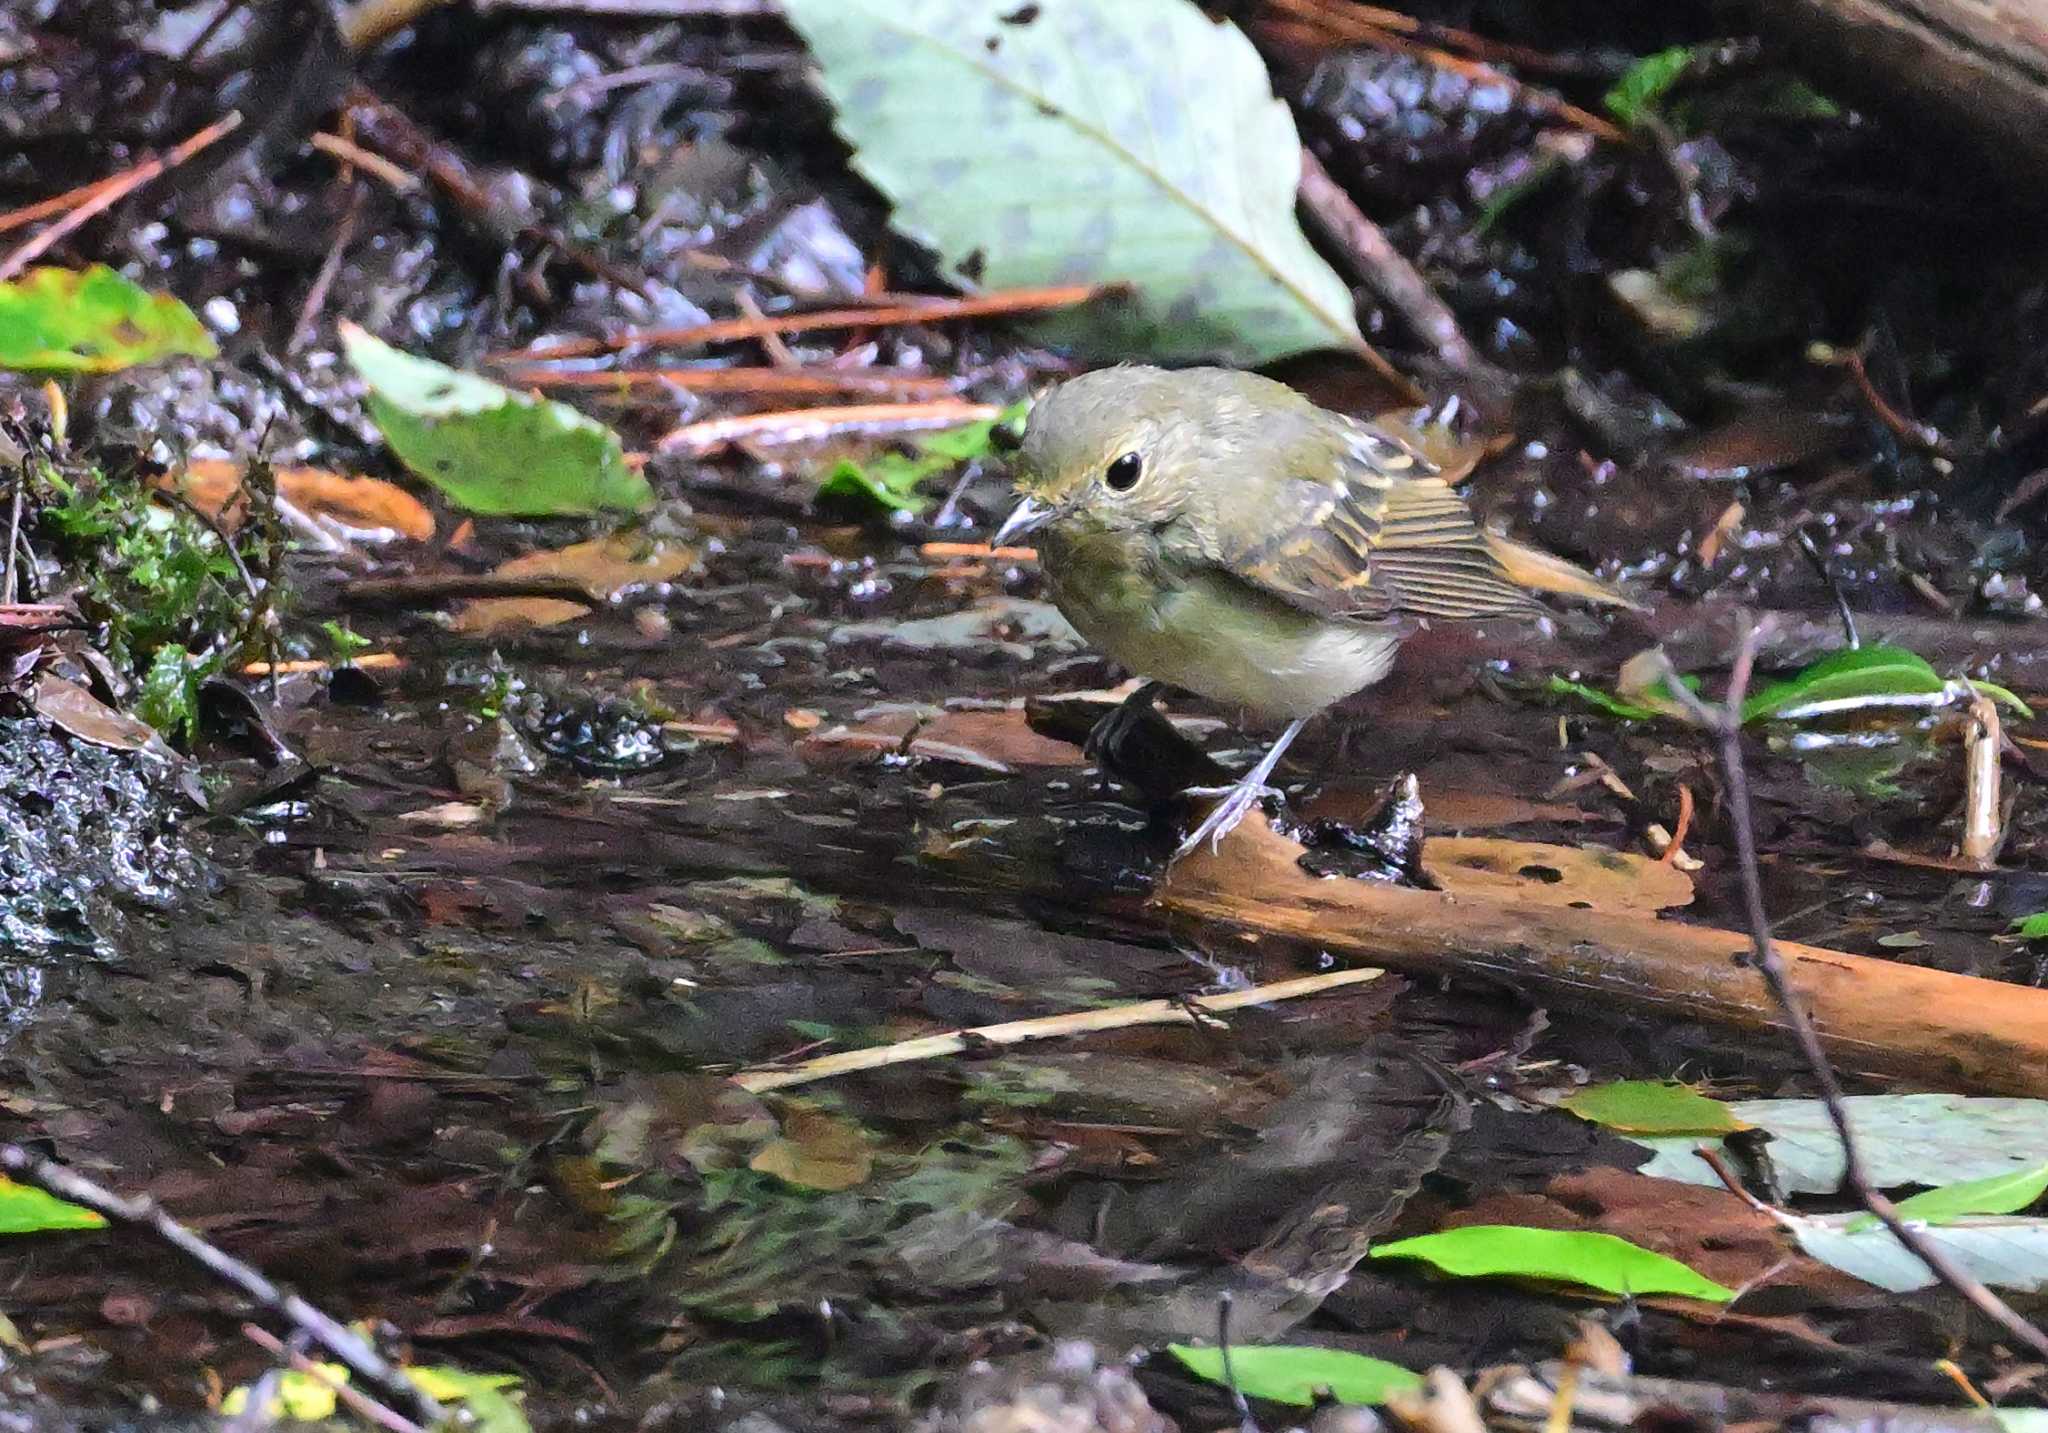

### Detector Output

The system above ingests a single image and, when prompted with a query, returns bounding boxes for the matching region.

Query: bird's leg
[1175,717,1308,857]
[1083,681,1166,768]
[1082,681,1231,804]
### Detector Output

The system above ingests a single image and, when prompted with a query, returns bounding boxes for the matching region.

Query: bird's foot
[1174,779,1286,857]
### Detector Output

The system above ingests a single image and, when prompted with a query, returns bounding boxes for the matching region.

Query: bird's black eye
[1105,452,1143,491]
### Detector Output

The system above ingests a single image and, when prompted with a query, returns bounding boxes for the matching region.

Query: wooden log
[1758,0,2048,182]
[1158,814,2048,1097]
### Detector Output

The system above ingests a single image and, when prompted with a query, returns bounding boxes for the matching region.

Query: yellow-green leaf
[1167,1344,1421,1406]
[1847,1161,2048,1233]
[1370,1225,1733,1302]
[0,265,216,374]
[1560,1081,1748,1136]
[0,1177,106,1234]
[342,323,650,517]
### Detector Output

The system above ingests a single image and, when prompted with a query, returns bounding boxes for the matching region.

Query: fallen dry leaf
[33,674,167,754]
[168,460,435,542]
[749,1104,874,1191]
[452,533,700,636]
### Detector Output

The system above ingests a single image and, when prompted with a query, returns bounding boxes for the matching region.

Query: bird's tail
[1484,532,1645,612]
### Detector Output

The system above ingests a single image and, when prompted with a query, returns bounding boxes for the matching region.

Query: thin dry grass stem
[731,967,1385,1092]
[656,400,1003,454]
[309,132,420,193]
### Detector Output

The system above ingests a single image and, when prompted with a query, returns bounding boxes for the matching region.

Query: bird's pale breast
[1043,528,1401,721]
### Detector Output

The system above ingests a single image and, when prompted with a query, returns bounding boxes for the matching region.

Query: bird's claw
[1174,782,1284,857]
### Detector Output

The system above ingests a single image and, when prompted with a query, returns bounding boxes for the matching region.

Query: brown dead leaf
[169,460,435,542]
[1423,837,1694,913]
[33,674,166,754]
[453,534,700,636]
[908,709,1087,772]
[749,1104,873,1191]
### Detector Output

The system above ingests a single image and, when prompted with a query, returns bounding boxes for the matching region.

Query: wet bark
[1756,0,2048,185]
[1161,813,2048,1097]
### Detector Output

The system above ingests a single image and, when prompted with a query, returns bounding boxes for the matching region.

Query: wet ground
[0,471,2042,1427]
[9,2,2048,1427]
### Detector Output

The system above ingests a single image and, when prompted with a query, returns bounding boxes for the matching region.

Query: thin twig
[1297,150,1478,376]
[1822,345,1955,460]
[240,1323,422,1433]
[0,113,245,281]
[1663,625,2048,1360]
[1261,0,1625,143]
[0,1144,446,1424]
[1959,692,2004,868]
[502,284,1111,363]
[731,968,1386,1092]
[1,475,21,607]
[1792,527,1859,649]
[290,195,363,353]
[309,132,420,193]
[500,364,956,398]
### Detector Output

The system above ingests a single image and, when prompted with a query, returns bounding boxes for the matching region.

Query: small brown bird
[994,366,1637,855]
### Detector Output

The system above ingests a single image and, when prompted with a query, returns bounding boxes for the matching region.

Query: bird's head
[993,366,1311,547]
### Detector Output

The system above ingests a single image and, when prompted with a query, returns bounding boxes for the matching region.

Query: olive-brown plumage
[996,365,1635,855]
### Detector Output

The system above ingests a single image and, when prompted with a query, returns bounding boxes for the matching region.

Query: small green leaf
[1166,1344,1421,1407]
[321,619,373,663]
[1604,46,1705,128]
[1742,644,2033,723]
[1547,672,1700,723]
[136,642,206,743]
[1561,1081,1747,1136]
[342,323,650,517]
[2014,914,2048,940]
[1846,1161,2048,1233]
[409,1367,529,1433]
[0,265,216,373]
[0,1178,105,1234]
[221,1365,351,1421]
[814,402,1029,516]
[817,451,940,514]
[1369,1225,1734,1302]
[1547,676,1666,722]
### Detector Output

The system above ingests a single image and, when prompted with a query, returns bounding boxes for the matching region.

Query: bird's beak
[992,495,1054,548]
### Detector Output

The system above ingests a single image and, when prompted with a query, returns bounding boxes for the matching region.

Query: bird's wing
[1210,420,1541,622]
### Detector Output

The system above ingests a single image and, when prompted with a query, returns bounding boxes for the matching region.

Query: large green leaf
[1627,1094,2048,1193]
[0,265,216,373]
[1369,1225,1733,1302]
[782,0,1361,365]
[342,324,651,517]
[1743,643,2031,723]
[1790,1212,2048,1294]
[1845,1161,2048,1233]
[1167,1345,1422,1407]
